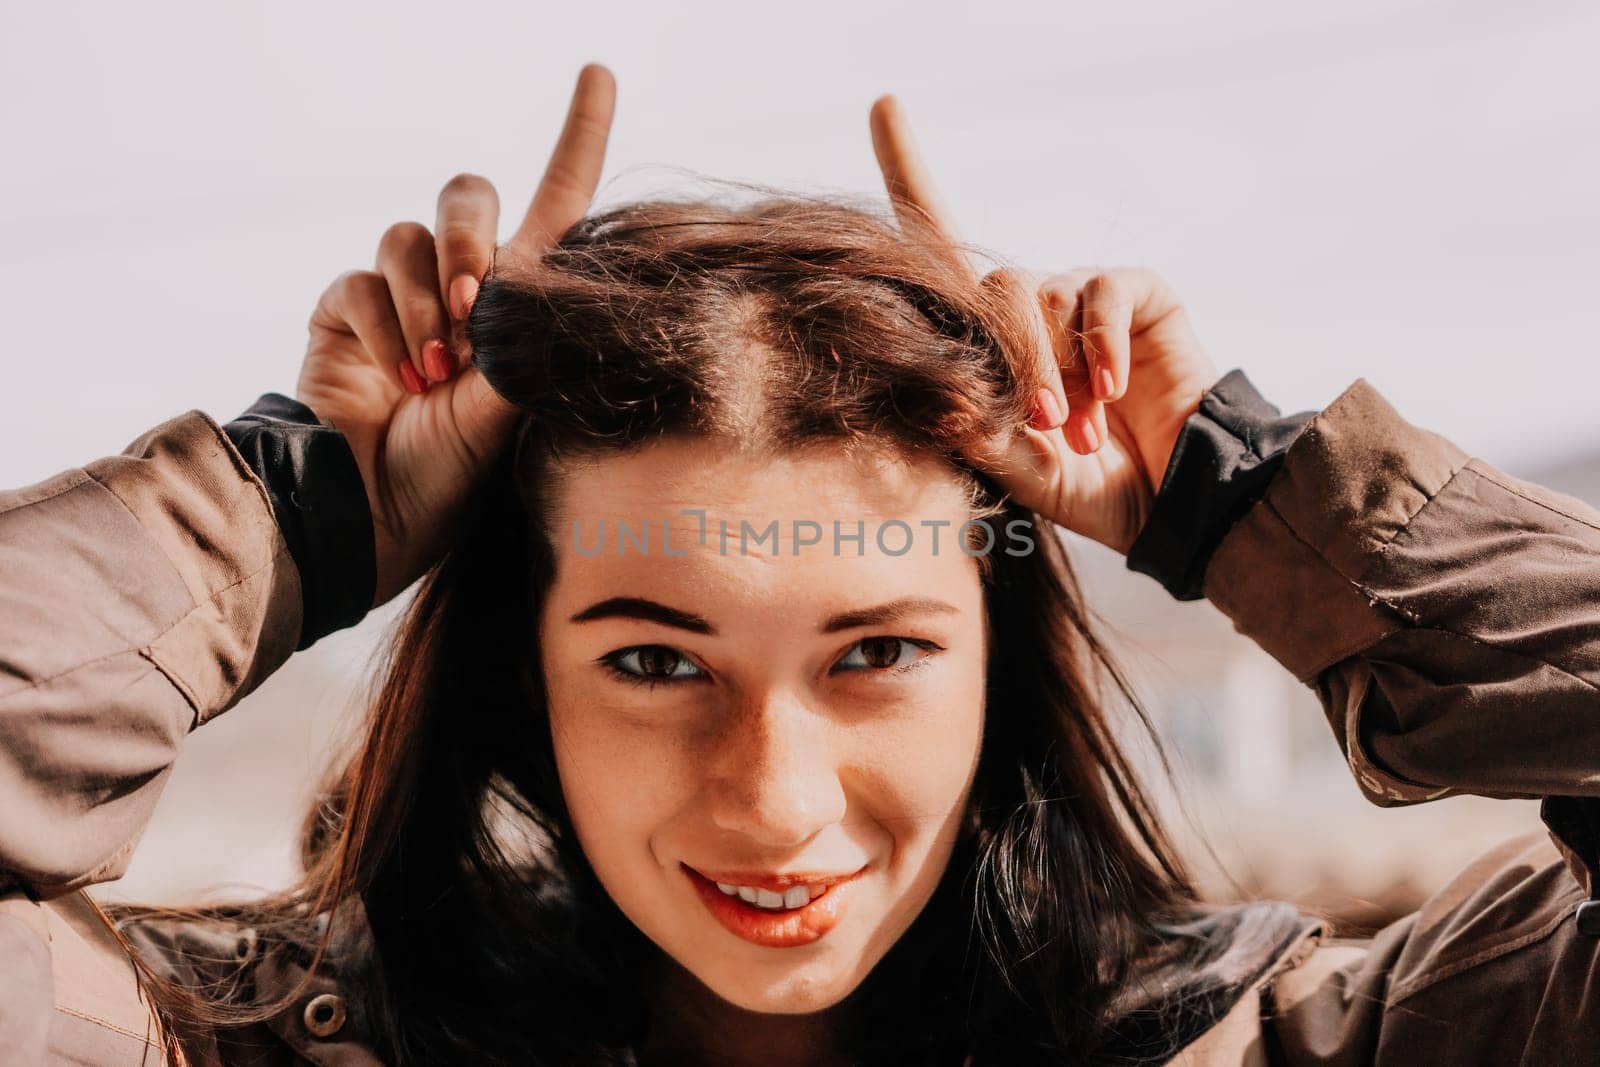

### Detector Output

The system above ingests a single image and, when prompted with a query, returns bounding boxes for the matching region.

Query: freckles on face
[537,436,991,1014]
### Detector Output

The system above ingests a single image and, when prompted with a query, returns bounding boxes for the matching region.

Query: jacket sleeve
[1125,368,1317,601]
[0,397,373,899]
[1183,375,1600,895]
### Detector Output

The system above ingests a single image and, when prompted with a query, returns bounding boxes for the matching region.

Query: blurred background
[3,0,1596,933]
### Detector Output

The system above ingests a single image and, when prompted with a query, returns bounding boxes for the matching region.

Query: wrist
[222,394,378,647]
[1124,370,1316,601]
[1143,403,1203,501]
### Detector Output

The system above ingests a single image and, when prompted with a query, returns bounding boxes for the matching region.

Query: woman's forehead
[548,435,977,529]
[540,435,989,616]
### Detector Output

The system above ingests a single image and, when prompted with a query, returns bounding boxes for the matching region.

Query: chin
[699,956,865,1015]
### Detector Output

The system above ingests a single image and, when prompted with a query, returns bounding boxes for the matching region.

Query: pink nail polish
[450,274,480,321]
[398,360,427,394]
[1031,388,1065,430]
[1079,418,1100,452]
[422,339,452,381]
[1094,367,1115,400]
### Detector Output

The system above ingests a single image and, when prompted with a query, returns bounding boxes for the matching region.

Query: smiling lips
[683,863,866,947]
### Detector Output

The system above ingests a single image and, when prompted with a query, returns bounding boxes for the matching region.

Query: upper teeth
[715,882,826,909]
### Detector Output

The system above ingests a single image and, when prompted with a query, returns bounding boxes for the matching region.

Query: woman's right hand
[295,64,616,607]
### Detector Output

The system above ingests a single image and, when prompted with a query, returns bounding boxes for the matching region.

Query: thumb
[966,422,1068,523]
[452,366,523,469]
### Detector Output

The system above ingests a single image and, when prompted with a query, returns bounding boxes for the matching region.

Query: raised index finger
[506,63,618,260]
[868,94,975,282]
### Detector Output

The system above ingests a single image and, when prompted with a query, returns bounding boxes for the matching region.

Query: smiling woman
[240,195,1218,1064]
[542,410,993,1014]
[7,62,1600,1067]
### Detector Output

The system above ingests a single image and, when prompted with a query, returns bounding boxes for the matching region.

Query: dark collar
[1096,900,1322,1064]
[123,895,1319,1065]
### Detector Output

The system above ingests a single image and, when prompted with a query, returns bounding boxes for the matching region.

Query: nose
[704,687,848,849]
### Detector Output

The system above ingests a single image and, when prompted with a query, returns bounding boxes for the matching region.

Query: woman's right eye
[598,645,706,687]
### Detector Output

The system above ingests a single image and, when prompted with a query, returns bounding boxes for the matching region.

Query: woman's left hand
[868,96,1221,556]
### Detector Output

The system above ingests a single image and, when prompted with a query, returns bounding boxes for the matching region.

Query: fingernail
[450,274,480,321]
[422,338,452,381]
[1077,418,1100,452]
[398,360,428,394]
[1094,367,1115,400]
[1031,388,1065,430]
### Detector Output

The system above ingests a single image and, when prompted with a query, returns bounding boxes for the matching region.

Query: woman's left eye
[832,636,943,675]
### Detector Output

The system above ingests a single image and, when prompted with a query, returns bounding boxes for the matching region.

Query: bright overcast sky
[3,0,1596,485]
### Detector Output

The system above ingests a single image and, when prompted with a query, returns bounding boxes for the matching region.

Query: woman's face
[539,434,989,1015]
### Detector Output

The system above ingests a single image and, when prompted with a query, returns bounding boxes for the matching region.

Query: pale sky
[2,0,1597,486]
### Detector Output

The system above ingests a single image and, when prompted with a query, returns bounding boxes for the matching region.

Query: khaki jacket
[1,377,1597,1065]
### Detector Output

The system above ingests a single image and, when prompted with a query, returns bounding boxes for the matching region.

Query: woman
[2,63,1597,1065]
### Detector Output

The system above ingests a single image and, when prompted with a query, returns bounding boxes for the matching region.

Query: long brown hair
[121,189,1204,1064]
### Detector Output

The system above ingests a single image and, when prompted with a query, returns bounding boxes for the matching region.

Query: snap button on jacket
[2,377,1599,1064]
[302,995,347,1039]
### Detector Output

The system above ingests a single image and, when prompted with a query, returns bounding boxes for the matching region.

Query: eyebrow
[566,595,960,635]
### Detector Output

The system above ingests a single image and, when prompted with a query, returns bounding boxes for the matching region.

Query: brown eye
[603,645,705,684]
[636,646,682,677]
[858,637,903,669]
[834,636,942,675]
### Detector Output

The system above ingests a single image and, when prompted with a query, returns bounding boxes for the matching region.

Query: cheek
[824,661,986,971]
[801,654,988,916]
[865,667,986,856]
[543,664,694,885]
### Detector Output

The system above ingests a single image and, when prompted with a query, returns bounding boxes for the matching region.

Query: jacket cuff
[1201,378,1465,682]
[1125,369,1316,600]
[222,394,375,650]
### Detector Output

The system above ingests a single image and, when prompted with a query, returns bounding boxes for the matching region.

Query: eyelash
[595,637,945,690]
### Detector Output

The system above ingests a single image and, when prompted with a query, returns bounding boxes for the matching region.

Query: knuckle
[327,268,364,294]
[1083,273,1121,303]
[980,265,1027,293]
[1117,267,1184,324]
[340,270,386,301]
[357,271,390,298]
[1037,279,1081,314]
[440,172,496,202]
[378,220,433,258]
[398,292,444,331]
[1087,274,1142,319]
[564,112,612,150]
[314,271,385,331]
[436,227,490,265]
[1040,269,1093,294]
[1078,323,1125,358]
[1116,266,1171,302]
